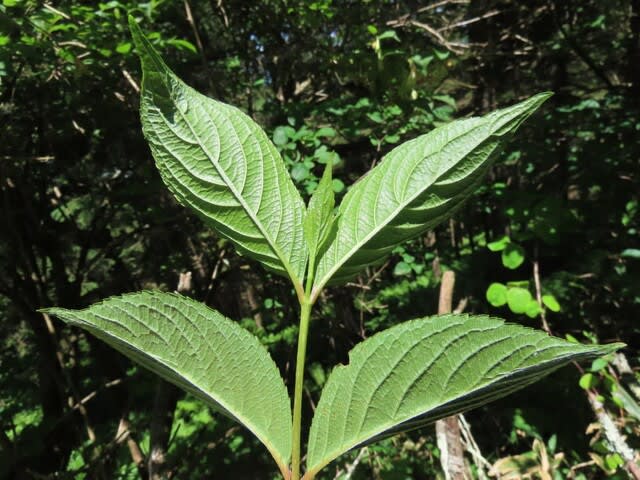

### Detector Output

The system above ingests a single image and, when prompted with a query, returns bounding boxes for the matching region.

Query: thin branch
[533,250,639,479]
[116,416,147,476]
[387,18,468,54]
[453,297,468,314]
[122,68,140,93]
[532,244,551,334]
[183,0,205,54]
[438,10,500,33]
[43,3,71,20]
[183,0,213,91]
[70,378,124,412]
[216,0,230,28]
[417,0,470,13]
[549,3,616,90]
[41,311,97,442]
[458,415,490,480]
[612,353,640,402]
[587,392,640,479]
[148,272,190,479]
[333,448,368,480]
[204,248,226,303]
[0,155,55,162]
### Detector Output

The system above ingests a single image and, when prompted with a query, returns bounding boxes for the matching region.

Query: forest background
[1,0,639,478]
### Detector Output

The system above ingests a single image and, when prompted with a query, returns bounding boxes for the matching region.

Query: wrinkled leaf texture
[305,314,621,476]
[313,93,552,296]
[130,18,307,292]
[43,292,293,478]
[304,164,336,262]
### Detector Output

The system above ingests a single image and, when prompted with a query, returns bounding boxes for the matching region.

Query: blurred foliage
[1,0,639,478]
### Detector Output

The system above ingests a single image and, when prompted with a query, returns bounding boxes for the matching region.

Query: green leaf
[43,292,292,477]
[612,385,640,421]
[273,126,289,146]
[542,294,561,312]
[579,373,598,390]
[305,314,620,476]
[332,178,345,193]
[116,42,132,54]
[315,127,337,138]
[377,30,400,42]
[129,18,307,292]
[507,287,532,314]
[304,164,336,263]
[502,243,525,269]
[524,300,541,318]
[166,38,198,54]
[487,235,510,252]
[291,164,309,182]
[590,358,608,372]
[605,453,624,471]
[486,282,508,307]
[393,261,412,276]
[621,248,640,259]
[312,93,552,295]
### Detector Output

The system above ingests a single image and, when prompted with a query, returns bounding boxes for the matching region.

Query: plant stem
[291,250,318,480]
[291,298,312,480]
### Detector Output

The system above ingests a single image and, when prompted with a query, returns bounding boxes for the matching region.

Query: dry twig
[532,248,639,479]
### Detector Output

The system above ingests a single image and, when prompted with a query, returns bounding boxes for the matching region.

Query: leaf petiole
[291,245,319,479]
[291,297,313,480]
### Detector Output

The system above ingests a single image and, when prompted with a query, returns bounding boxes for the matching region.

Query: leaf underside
[306,314,621,475]
[304,163,336,262]
[43,291,293,476]
[129,18,306,287]
[313,93,552,292]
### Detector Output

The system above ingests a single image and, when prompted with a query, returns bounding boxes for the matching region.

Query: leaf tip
[39,306,69,317]
[127,14,143,43]
[127,14,158,65]
[492,91,553,136]
[597,341,626,355]
[39,307,80,326]
[321,161,333,183]
[528,91,554,109]
[535,91,554,101]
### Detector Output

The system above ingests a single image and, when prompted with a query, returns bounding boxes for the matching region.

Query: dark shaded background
[1,1,639,478]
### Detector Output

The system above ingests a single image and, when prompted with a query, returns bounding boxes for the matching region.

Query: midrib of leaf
[133,22,304,292]
[92,305,243,418]
[308,349,547,476]
[80,298,262,427]
[153,80,298,288]
[305,316,620,476]
[310,94,552,295]
[392,326,504,419]
[335,321,469,449]
[312,120,489,296]
[45,292,293,476]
